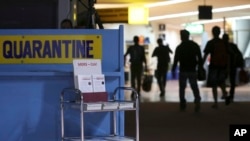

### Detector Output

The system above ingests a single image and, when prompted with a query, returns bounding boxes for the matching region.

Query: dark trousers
[229,67,237,99]
[179,72,201,104]
[207,66,228,103]
[130,64,143,94]
[155,67,168,93]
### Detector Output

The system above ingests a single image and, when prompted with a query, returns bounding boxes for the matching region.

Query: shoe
[211,103,218,109]
[159,92,165,97]
[221,95,226,99]
[221,91,228,99]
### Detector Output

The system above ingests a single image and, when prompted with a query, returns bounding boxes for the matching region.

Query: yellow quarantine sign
[0,35,102,64]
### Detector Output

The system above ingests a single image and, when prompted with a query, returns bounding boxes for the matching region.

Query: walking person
[222,33,244,105]
[171,30,202,112]
[152,38,173,97]
[124,36,147,98]
[203,26,229,109]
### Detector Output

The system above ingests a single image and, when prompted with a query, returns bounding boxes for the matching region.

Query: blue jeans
[179,72,201,104]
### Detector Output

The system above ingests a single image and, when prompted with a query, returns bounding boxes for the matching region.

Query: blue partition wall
[0,26,124,141]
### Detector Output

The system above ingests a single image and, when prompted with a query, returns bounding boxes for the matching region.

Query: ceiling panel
[95,0,250,25]
[97,0,165,4]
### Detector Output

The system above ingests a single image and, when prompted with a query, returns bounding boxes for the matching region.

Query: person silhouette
[222,33,244,105]
[124,36,147,98]
[152,38,173,97]
[60,19,73,29]
[172,30,202,112]
[203,26,229,109]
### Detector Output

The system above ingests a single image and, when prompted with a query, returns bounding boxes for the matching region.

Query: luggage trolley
[60,86,140,141]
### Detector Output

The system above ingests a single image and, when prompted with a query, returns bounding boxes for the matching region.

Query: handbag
[142,73,153,92]
[239,69,249,84]
[197,66,206,81]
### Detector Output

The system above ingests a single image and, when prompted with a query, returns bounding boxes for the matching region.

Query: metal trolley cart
[60,87,140,141]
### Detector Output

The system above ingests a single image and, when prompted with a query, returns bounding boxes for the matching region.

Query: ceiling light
[95,0,192,9]
[145,0,192,8]
[149,4,250,21]
[128,5,149,25]
[149,11,198,21]
[95,4,129,9]
[213,4,250,12]
[186,19,223,25]
[184,16,250,25]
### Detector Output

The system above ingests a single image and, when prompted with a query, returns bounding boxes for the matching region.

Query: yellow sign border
[0,35,102,64]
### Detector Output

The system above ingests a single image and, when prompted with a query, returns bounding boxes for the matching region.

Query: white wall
[103,19,250,69]
[232,20,250,58]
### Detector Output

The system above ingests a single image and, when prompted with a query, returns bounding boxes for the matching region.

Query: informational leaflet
[73,59,101,89]
[92,74,106,92]
[76,75,93,93]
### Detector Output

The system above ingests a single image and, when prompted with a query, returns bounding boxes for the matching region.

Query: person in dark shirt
[172,30,202,112]
[203,26,229,109]
[222,33,244,105]
[152,38,173,97]
[124,36,147,98]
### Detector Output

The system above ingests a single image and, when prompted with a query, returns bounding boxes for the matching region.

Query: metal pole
[80,93,85,141]
[60,93,65,141]
[135,93,140,141]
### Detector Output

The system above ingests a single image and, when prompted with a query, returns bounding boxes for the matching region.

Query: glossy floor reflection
[125,78,250,103]
[124,78,250,141]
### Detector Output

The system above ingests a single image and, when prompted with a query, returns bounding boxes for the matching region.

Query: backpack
[211,39,229,67]
[142,74,153,92]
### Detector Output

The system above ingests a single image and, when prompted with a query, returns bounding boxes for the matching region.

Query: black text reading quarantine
[2,40,95,58]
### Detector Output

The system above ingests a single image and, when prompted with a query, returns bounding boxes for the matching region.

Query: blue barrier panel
[0,26,124,141]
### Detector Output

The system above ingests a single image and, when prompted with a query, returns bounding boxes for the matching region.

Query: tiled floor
[124,77,250,141]
[125,78,250,103]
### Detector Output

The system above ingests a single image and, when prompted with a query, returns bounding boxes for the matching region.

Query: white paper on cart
[76,75,93,93]
[84,102,103,111]
[73,59,102,90]
[92,74,106,92]
[119,102,134,109]
[102,102,119,110]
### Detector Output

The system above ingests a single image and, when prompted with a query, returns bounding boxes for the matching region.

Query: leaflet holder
[73,59,108,102]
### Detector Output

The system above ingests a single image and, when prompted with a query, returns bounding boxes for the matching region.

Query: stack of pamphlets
[92,74,106,92]
[84,102,102,111]
[102,102,119,110]
[76,75,93,93]
[118,102,134,109]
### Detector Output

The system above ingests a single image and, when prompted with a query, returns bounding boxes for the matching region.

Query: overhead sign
[185,24,204,34]
[97,8,128,23]
[0,35,102,64]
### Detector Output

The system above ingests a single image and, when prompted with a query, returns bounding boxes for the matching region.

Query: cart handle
[112,86,139,100]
